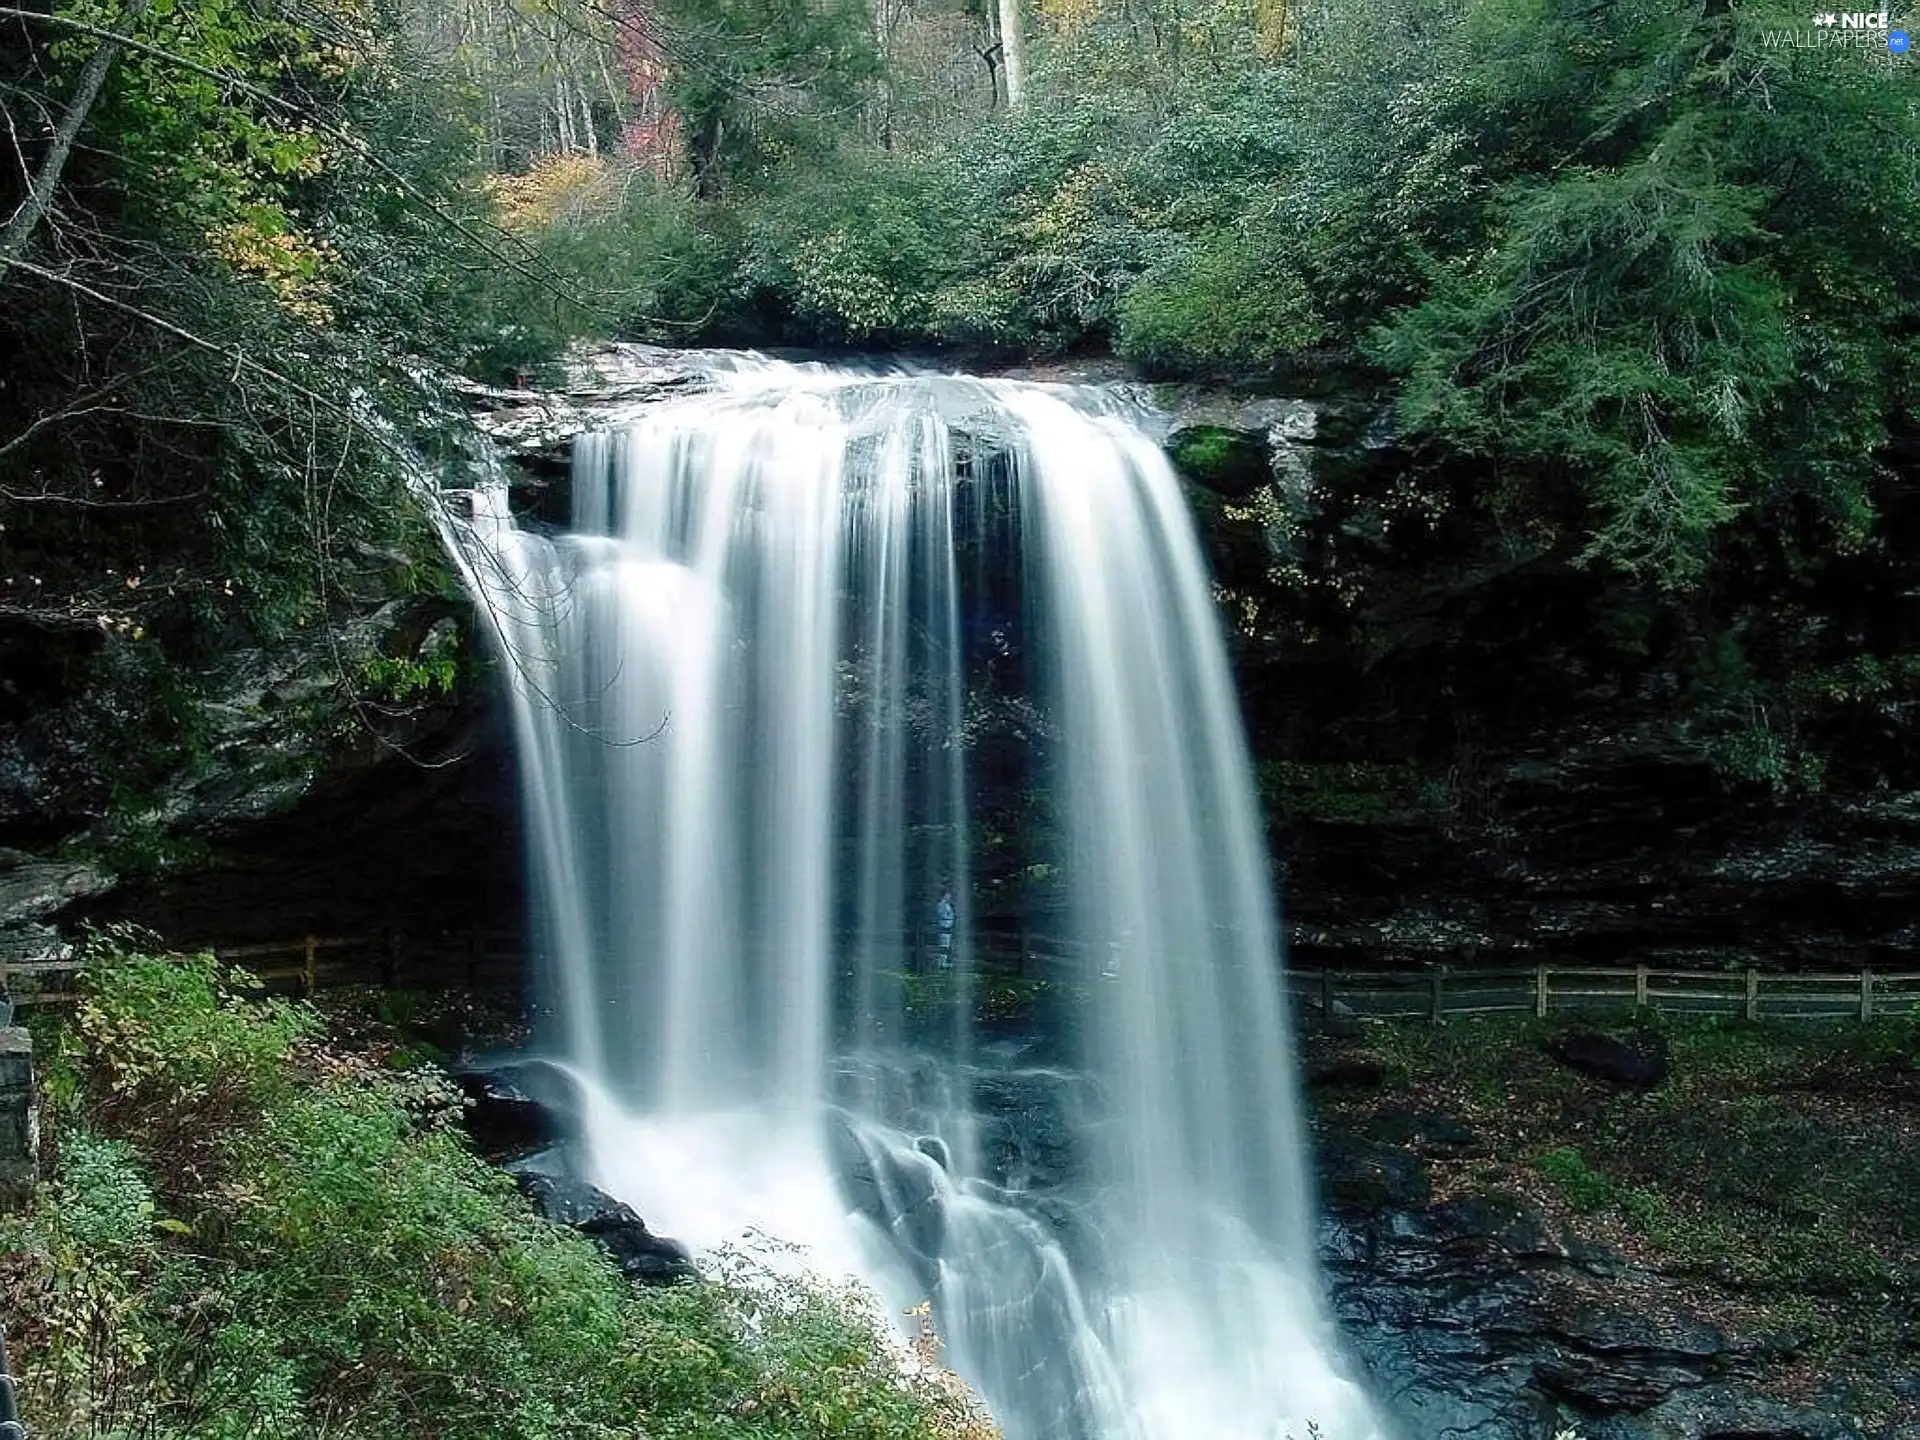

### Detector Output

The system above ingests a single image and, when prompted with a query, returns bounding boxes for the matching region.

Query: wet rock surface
[448,1060,580,1157]
[513,1166,699,1285]
[1317,1130,1870,1440]
[74,684,522,949]
[1156,387,1920,978]
[833,1046,1883,1440]
[1588,1385,1869,1440]
[0,849,109,973]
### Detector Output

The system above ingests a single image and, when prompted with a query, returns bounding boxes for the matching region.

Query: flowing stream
[448,354,1385,1440]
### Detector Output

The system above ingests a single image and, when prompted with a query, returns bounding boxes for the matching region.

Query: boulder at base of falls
[513,1169,698,1285]
[1317,1166,1866,1440]
[826,1109,947,1286]
[448,1061,578,1158]
[1532,1301,1730,1411]
[1317,1135,1434,1215]
[1545,1025,1671,1090]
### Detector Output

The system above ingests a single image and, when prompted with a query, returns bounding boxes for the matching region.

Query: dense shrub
[4,936,996,1440]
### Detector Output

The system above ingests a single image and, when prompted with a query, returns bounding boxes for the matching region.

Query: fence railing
[1,929,525,1011]
[6,927,1916,1026]
[1284,964,1920,1023]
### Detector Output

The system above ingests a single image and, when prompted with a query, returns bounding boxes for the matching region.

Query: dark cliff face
[79,698,524,947]
[13,351,1918,971]
[0,600,526,956]
[1164,389,1920,973]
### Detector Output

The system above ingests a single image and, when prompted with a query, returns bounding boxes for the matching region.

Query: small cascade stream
[446,354,1385,1440]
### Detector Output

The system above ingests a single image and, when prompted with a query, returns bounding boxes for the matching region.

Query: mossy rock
[1165,425,1271,499]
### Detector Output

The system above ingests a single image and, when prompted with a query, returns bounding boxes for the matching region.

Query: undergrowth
[3,932,997,1440]
[1325,1011,1918,1361]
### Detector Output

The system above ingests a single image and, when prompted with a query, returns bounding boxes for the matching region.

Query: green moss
[1258,760,1442,824]
[1535,1145,1615,1212]
[1166,426,1271,498]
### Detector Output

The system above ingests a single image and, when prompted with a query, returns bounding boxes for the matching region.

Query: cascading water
[447,354,1386,1440]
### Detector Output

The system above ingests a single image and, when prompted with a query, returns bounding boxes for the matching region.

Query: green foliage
[1370,0,1920,583]
[1117,229,1316,370]
[508,0,1920,597]
[3,941,994,1440]
[1164,426,1269,493]
[44,1131,158,1254]
[0,0,618,850]
[1258,761,1440,824]
[70,935,316,1107]
[737,153,980,343]
[660,0,884,194]
[1699,706,1827,795]
[1534,1145,1615,1213]
[360,652,458,702]
[524,176,739,339]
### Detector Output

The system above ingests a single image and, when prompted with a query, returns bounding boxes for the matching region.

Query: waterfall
[448,355,1385,1440]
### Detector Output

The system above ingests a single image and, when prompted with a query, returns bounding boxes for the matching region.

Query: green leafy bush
[3,938,996,1440]
[1117,230,1318,371]
[1535,1145,1615,1213]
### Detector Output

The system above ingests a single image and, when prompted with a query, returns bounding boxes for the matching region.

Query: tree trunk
[0,0,155,266]
[997,0,1027,106]
[691,117,724,199]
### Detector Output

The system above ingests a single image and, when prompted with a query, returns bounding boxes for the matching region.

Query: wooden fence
[1,929,525,1011]
[5,925,1917,1026]
[1284,964,1920,1024]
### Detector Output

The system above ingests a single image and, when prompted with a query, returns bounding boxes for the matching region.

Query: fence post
[1634,964,1650,1010]
[0,1031,38,1212]
[302,936,318,996]
[1429,966,1446,1025]
[1745,968,1760,1022]
[1,1322,23,1434]
[1535,965,1550,1020]
[1861,968,1875,1022]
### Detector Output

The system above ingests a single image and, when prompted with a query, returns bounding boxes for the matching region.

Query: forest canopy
[1,0,1916,827]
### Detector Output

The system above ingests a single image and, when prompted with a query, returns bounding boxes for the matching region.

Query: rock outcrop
[0,849,109,975]
[1320,1126,1869,1440]
[1159,382,1920,975]
[510,1158,700,1286]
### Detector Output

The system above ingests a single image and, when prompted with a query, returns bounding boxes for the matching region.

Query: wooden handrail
[7,930,1918,1027]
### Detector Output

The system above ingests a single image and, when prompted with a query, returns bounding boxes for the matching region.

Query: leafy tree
[1373,0,1920,582]
[656,0,883,195]
[0,0,601,831]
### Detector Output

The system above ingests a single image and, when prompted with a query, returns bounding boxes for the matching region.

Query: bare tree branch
[0,2,632,327]
[0,0,154,265]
